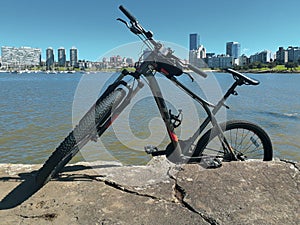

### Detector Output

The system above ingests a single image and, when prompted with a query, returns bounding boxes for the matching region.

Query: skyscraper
[189,33,200,51]
[46,47,54,69]
[58,47,66,67]
[70,47,78,67]
[226,42,241,59]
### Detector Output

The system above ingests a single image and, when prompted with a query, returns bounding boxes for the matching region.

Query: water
[0,72,299,164]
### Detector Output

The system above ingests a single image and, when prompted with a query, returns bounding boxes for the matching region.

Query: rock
[0,157,299,225]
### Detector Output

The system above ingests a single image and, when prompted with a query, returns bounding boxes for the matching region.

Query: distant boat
[18,69,31,74]
[46,70,57,74]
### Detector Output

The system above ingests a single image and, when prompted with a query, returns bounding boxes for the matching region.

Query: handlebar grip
[187,64,208,78]
[119,5,137,23]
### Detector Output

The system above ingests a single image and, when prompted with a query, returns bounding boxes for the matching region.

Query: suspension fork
[95,75,144,139]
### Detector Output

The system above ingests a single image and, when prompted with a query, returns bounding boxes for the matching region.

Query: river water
[0,72,299,164]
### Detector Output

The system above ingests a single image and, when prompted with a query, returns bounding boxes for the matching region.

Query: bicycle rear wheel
[36,88,126,186]
[193,120,273,161]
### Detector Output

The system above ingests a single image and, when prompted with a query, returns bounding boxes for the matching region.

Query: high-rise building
[1,46,41,67]
[287,46,300,63]
[226,42,241,59]
[70,47,78,67]
[294,48,300,63]
[58,47,66,67]
[46,47,55,69]
[276,47,288,64]
[189,33,200,51]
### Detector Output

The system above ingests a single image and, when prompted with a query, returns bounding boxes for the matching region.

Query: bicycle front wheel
[194,120,273,161]
[36,88,126,186]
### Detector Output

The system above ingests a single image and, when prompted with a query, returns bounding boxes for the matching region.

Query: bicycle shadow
[0,164,119,210]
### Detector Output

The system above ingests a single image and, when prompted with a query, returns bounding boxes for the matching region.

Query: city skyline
[2,34,299,62]
[1,39,300,67]
[0,0,299,61]
[2,34,298,64]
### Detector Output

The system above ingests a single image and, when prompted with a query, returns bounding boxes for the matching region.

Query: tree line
[233,59,300,71]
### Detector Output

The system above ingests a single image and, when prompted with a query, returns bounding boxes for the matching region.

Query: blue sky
[1,0,300,61]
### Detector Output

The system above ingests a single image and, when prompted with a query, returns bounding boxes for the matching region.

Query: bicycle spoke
[234,129,251,152]
[242,147,264,156]
[199,122,272,161]
[240,134,261,154]
[204,147,224,154]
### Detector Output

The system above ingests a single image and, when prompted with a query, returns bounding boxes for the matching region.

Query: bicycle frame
[93,59,244,162]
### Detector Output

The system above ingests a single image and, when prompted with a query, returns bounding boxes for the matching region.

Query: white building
[207,55,233,69]
[189,45,207,68]
[250,50,274,64]
[1,46,41,68]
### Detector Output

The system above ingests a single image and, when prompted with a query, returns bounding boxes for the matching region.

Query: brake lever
[117,18,130,28]
[183,72,195,82]
[117,18,143,35]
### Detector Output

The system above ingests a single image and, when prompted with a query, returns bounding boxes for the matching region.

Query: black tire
[193,120,273,161]
[36,88,126,186]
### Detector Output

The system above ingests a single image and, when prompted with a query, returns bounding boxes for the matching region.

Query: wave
[282,113,299,118]
[258,111,300,120]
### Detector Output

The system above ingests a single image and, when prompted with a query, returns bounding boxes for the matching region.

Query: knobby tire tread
[36,88,125,186]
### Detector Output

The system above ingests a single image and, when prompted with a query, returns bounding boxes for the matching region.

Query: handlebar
[119,5,137,24]
[118,5,208,79]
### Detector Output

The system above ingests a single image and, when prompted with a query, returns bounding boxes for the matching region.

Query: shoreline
[2,67,300,74]
[232,69,300,74]
[209,69,300,74]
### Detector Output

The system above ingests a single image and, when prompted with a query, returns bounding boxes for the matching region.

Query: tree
[257,62,263,69]
[242,65,249,70]
[285,62,298,71]
[268,61,277,69]
[233,65,242,70]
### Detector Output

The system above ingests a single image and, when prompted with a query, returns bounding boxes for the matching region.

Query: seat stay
[226,68,260,86]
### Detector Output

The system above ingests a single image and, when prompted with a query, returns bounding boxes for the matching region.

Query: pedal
[144,145,159,154]
[199,156,222,169]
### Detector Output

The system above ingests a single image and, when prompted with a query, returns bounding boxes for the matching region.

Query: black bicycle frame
[93,60,243,162]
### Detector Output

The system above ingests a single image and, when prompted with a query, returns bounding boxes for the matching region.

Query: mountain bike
[36,5,273,186]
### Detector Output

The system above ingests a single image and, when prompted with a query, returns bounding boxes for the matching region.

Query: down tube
[145,74,182,160]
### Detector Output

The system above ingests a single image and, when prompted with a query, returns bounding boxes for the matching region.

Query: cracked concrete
[0,157,299,224]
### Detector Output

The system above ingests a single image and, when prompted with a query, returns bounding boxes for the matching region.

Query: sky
[1,0,300,61]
